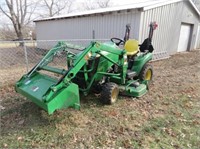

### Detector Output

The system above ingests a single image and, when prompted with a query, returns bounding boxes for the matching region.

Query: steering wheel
[111,38,125,46]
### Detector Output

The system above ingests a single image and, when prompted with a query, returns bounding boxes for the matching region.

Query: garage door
[177,24,192,52]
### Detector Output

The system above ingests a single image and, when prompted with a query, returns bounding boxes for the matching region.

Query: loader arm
[27,41,84,78]
[44,41,126,101]
[15,41,127,114]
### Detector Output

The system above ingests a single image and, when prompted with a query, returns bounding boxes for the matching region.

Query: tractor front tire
[101,82,119,105]
[139,64,153,82]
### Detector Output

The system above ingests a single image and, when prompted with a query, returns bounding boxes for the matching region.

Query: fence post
[23,41,29,72]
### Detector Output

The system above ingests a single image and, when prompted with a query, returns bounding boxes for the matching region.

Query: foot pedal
[131,82,140,88]
[127,70,137,79]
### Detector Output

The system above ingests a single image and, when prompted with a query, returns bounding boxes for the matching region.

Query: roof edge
[34,4,143,22]
[142,0,182,11]
[143,0,200,17]
[188,0,200,17]
[34,0,200,22]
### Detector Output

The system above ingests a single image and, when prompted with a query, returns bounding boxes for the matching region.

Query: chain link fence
[0,39,169,87]
[0,39,109,87]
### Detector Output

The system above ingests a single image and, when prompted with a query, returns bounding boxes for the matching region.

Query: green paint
[131,53,153,75]
[16,41,152,114]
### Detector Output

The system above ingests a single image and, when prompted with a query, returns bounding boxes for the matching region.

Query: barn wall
[36,9,141,41]
[139,1,199,59]
[181,1,199,50]
[196,23,200,48]
[35,1,199,58]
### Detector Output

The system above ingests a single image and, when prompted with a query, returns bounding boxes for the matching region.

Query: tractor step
[127,70,137,79]
[119,80,147,97]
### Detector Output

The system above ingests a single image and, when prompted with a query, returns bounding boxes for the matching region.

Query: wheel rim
[145,69,152,80]
[111,88,119,103]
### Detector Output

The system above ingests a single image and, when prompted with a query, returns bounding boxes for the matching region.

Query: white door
[177,24,191,52]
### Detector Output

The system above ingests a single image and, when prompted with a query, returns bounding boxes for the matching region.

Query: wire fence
[0,39,109,87]
[0,39,169,87]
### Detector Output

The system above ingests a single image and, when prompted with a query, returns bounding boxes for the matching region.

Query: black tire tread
[139,63,153,81]
[101,82,119,105]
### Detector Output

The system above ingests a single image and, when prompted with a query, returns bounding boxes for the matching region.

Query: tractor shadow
[79,93,105,109]
[1,101,51,135]
[1,93,104,135]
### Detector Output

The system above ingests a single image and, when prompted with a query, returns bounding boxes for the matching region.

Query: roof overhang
[143,0,200,17]
[34,0,200,22]
[188,0,200,17]
[142,0,182,11]
[34,4,144,22]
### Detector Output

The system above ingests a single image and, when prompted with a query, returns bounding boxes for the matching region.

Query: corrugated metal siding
[139,1,200,59]
[196,24,200,48]
[36,10,141,41]
[36,0,200,59]
[139,2,184,59]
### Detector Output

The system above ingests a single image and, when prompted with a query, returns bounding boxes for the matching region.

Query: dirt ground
[0,50,200,148]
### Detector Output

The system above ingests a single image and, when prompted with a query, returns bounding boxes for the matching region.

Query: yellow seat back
[124,39,139,56]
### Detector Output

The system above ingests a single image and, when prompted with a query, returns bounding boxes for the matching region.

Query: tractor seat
[124,39,139,56]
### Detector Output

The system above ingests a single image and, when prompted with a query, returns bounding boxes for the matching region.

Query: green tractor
[15,22,158,114]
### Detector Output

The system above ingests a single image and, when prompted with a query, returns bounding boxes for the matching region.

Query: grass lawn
[1,50,200,148]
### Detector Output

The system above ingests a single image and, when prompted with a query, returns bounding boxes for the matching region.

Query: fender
[131,53,153,75]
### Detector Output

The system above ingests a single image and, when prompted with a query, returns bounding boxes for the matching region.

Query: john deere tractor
[15,22,157,114]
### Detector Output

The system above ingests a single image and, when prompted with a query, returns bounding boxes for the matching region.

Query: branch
[0,5,12,20]
[25,2,38,25]
[53,1,66,16]
[22,0,28,24]
[97,0,111,8]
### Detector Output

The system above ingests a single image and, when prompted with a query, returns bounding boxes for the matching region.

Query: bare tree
[0,0,38,42]
[82,0,111,10]
[41,0,73,17]
[97,0,111,8]
[0,24,17,40]
[81,0,97,10]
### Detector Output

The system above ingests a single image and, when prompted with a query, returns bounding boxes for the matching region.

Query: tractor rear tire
[139,64,153,82]
[101,82,119,105]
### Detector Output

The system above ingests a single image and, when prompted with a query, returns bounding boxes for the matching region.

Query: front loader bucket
[15,72,80,114]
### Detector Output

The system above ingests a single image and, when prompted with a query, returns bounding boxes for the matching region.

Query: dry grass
[0,42,36,48]
[0,50,200,148]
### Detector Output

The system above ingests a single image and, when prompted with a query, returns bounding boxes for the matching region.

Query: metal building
[34,0,200,60]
